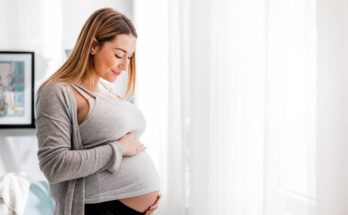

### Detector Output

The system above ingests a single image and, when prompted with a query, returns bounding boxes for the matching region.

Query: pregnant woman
[35,8,160,215]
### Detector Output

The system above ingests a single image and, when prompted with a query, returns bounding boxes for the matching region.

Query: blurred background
[0,0,348,214]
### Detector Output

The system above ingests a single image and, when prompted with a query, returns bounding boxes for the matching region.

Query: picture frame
[0,51,35,128]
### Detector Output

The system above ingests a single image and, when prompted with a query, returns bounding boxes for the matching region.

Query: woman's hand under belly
[119,191,160,213]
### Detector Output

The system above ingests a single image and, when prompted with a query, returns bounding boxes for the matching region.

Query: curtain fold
[316,0,348,214]
[188,0,266,214]
[186,0,316,214]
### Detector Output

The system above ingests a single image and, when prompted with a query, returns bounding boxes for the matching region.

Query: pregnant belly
[85,151,160,206]
[120,191,160,213]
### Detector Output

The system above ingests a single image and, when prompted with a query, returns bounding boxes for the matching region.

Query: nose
[118,58,129,71]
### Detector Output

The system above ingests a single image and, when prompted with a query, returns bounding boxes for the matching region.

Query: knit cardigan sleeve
[35,82,122,184]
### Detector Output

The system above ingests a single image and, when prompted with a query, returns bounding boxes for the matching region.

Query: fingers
[137,141,147,152]
[117,132,147,156]
[147,202,159,211]
[151,194,160,207]
[127,132,135,137]
[145,210,154,214]
[145,204,158,213]
[146,194,161,212]
[137,144,146,153]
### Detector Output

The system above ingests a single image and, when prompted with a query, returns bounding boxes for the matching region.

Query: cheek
[107,57,118,67]
[101,54,118,68]
[94,55,116,70]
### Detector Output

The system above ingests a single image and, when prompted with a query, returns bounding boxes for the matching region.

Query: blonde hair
[39,8,137,99]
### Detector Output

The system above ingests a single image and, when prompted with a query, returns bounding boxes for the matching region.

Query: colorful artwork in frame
[0,51,35,128]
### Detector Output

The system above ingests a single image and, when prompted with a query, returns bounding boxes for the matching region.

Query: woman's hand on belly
[117,132,146,156]
[144,193,161,215]
[119,191,160,213]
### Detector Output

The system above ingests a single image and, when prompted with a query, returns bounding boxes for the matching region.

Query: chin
[108,77,118,83]
[102,75,118,83]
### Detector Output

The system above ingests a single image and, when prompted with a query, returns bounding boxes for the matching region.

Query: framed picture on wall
[0,51,35,128]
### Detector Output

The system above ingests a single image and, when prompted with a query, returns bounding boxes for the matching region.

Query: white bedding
[0,173,30,215]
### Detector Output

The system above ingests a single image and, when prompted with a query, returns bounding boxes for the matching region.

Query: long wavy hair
[39,8,137,99]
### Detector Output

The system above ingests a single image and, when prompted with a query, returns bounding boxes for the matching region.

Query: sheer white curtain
[265,0,317,215]
[316,0,348,214]
[177,0,317,214]
[135,0,316,214]
[188,0,266,214]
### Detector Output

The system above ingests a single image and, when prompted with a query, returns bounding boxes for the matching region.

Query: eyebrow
[114,48,127,53]
[114,48,135,57]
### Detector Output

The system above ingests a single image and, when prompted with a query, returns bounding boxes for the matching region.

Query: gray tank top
[71,83,160,204]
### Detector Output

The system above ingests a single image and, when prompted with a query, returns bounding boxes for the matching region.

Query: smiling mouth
[112,70,121,75]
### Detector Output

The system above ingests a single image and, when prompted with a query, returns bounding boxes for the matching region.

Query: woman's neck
[81,74,99,93]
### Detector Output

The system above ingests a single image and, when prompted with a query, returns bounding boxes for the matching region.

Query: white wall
[316,0,348,214]
[0,0,133,182]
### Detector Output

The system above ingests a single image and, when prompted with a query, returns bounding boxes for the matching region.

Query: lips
[112,69,121,76]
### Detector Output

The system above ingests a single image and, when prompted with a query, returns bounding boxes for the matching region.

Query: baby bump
[98,152,159,188]
[86,151,160,205]
[115,153,161,212]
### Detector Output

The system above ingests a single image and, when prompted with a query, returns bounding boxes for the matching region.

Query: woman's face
[92,34,136,82]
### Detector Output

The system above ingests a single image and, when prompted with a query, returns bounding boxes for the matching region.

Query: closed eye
[115,55,132,60]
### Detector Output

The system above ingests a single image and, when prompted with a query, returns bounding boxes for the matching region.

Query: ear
[90,38,99,55]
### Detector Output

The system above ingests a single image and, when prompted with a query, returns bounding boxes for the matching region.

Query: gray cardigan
[35,82,122,215]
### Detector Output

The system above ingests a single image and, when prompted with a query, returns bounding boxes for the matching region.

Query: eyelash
[115,55,131,60]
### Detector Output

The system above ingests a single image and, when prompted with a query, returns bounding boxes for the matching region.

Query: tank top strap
[71,83,96,101]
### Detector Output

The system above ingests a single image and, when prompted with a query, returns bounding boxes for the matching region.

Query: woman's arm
[36,83,122,184]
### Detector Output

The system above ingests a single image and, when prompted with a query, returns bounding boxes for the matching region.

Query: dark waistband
[85,200,144,215]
